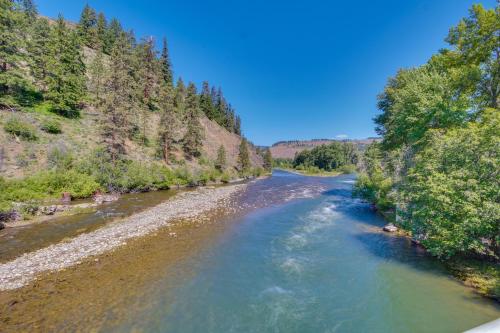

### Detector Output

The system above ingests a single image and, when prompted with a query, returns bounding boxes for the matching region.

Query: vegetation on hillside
[353,4,499,297]
[0,0,264,217]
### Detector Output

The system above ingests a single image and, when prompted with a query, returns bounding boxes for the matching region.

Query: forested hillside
[354,3,499,269]
[0,1,267,216]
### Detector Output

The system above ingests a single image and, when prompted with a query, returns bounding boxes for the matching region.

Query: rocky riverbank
[0,184,246,291]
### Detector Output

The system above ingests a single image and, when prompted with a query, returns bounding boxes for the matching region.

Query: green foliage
[78,4,98,47]
[47,146,73,170]
[183,82,204,158]
[0,170,100,212]
[293,142,359,171]
[160,37,173,86]
[41,118,62,134]
[3,117,38,141]
[45,15,86,117]
[263,149,273,172]
[273,158,293,169]
[237,138,251,173]
[215,145,227,171]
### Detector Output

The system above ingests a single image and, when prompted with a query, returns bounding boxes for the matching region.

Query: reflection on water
[112,170,499,333]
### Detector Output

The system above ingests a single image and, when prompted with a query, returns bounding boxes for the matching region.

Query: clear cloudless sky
[36,0,496,146]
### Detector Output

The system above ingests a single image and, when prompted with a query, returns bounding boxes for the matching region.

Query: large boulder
[383,223,398,232]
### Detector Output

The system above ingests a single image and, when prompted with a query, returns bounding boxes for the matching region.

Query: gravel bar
[0,184,246,291]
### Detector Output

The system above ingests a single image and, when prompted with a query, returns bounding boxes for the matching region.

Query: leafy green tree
[78,4,98,47]
[215,145,227,171]
[160,37,173,86]
[237,138,251,173]
[45,15,86,117]
[263,149,272,172]
[402,109,499,258]
[183,82,203,158]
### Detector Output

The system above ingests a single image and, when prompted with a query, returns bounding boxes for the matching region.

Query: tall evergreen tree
[215,144,227,171]
[27,17,51,91]
[101,32,135,161]
[174,77,186,114]
[45,15,86,117]
[158,83,178,163]
[234,115,242,135]
[237,138,251,173]
[104,18,123,53]
[263,149,273,171]
[88,44,107,107]
[78,4,98,47]
[183,82,203,158]
[200,81,216,119]
[19,0,37,23]
[160,37,173,86]
[96,13,107,52]
[0,0,28,98]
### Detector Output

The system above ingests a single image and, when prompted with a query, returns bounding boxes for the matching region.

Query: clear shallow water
[112,170,499,332]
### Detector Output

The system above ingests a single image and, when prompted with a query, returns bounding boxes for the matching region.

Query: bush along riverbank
[0,148,268,226]
[352,4,499,301]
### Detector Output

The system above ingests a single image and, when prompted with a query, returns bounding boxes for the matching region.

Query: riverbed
[0,170,498,332]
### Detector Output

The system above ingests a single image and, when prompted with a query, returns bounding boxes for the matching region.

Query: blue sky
[37,0,496,146]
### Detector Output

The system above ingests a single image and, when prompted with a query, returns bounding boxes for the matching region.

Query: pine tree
[45,15,86,117]
[234,115,242,135]
[225,104,235,132]
[136,36,158,110]
[96,13,107,52]
[238,138,251,173]
[263,149,273,171]
[101,32,135,161]
[88,44,107,107]
[174,77,186,114]
[28,17,51,91]
[160,37,173,86]
[183,82,204,158]
[78,4,98,47]
[200,81,216,119]
[104,18,123,53]
[19,0,37,23]
[0,0,29,98]
[214,87,227,126]
[158,83,178,163]
[215,145,227,171]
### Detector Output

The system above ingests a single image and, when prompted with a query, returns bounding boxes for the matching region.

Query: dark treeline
[0,0,241,162]
[354,4,499,261]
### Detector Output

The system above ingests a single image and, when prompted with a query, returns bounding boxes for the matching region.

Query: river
[1,170,498,332]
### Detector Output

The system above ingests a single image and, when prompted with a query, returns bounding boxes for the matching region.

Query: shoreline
[0,183,247,291]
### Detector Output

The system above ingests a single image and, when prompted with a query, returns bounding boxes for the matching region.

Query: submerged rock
[93,192,120,204]
[383,223,398,232]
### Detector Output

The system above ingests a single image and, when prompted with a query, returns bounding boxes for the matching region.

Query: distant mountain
[270,138,380,159]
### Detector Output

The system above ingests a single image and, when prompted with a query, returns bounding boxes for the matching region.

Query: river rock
[93,192,120,204]
[0,222,5,230]
[61,192,72,203]
[40,205,57,215]
[383,223,398,232]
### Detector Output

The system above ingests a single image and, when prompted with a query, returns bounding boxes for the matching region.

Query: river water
[110,170,498,332]
[1,170,498,332]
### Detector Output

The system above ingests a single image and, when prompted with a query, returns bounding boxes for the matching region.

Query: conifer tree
[28,17,51,91]
[88,44,107,107]
[263,149,273,171]
[101,32,134,161]
[136,36,158,110]
[78,4,98,47]
[0,0,28,97]
[174,77,186,114]
[200,81,216,119]
[238,138,251,173]
[234,115,242,135]
[183,82,204,158]
[45,15,86,117]
[160,37,173,86]
[19,0,37,23]
[215,144,227,171]
[158,83,178,163]
[104,18,123,53]
[96,13,107,52]
[225,104,236,132]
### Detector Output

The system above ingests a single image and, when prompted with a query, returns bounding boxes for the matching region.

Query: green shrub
[339,164,357,174]
[41,119,62,134]
[3,117,38,141]
[47,146,74,170]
